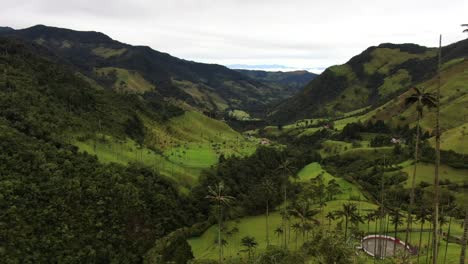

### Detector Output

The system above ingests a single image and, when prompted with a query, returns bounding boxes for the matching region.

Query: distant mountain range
[235,69,317,99]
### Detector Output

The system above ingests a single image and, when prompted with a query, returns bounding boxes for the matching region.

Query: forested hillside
[0,38,197,262]
[0,25,292,116]
[235,70,317,99]
[269,39,468,123]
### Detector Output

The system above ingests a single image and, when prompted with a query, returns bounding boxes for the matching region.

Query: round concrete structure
[361,235,414,258]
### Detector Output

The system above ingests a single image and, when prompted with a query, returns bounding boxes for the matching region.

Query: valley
[0,24,466,264]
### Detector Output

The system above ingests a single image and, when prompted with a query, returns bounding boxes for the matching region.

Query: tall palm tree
[326,211,336,231]
[289,200,320,240]
[274,226,283,246]
[442,214,452,264]
[335,203,361,240]
[390,210,404,254]
[460,208,468,264]
[206,182,235,263]
[291,223,301,249]
[276,157,296,248]
[261,179,275,247]
[241,236,258,262]
[432,34,443,264]
[463,24,468,34]
[416,207,431,264]
[404,87,436,249]
[365,211,375,235]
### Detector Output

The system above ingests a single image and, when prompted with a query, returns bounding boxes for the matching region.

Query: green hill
[269,40,468,124]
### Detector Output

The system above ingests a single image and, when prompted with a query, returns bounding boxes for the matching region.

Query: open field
[400,161,468,188]
[73,111,258,187]
[188,160,466,261]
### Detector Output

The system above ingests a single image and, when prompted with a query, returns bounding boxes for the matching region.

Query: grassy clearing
[91,47,127,58]
[73,111,258,186]
[429,123,467,154]
[296,162,367,201]
[400,161,468,188]
[189,162,374,259]
[364,48,435,75]
[188,160,465,261]
[95,67,155,93]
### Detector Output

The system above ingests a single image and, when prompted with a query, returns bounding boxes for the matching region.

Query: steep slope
[0,25,282,116]
[0,37,199,262]
[235,69,317,98]
[268,42,460,123]
[0,37,256,187]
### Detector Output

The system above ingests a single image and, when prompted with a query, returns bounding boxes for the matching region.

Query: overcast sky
[1,0,467,72]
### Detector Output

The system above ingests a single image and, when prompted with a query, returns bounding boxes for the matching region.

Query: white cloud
[1,0,467,72]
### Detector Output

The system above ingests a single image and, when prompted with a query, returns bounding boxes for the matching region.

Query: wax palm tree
[443,214,453,264]
[390,209,404,254]
[261,178,275,247]
[206,182,235,263]
[276,157,296,248]
[274,226,283,246]
[326,179,342,200]
[335,203,361,240]
[291,222,301,249]
[463,24,468,34]
[365,211,375,235]
[289,200,320,240]
[404,87,436,249]
[326,211,336,231]
[460,208,467,264]
[303,222,314,241]
[433,35,443,264]
[241,236,258,261]
[416,207,431,264]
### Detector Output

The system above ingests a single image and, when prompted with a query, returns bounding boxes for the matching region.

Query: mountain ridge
[268,38,468,124]
[0,25,293,116]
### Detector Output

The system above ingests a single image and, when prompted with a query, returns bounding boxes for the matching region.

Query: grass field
[189,162,375,259]
[73,111,258,187]
[95,67,155,93]
[429,123,467,154]
[400,161,468,188]
[189,159,466,262]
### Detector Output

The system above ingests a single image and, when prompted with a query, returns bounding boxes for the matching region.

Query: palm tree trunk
[218,204,223,264]
[405,113,421,250]
[344,217,349,240]
[282,185,287,248]
[460,208,468,264]
[432,34,442,264]
[385,214,390,257]
[394,220,398,255]
[418,220,425,264]
[374,217,379,259]
[427,221,433,264]
[266,199,269,247]
[295,231,298,249]
[443,216,452,264]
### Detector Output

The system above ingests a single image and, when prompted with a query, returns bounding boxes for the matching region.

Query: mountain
[0,25,287,116]
[268,41,468,123]
[0,26,13,33]
[235,69,317,98]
